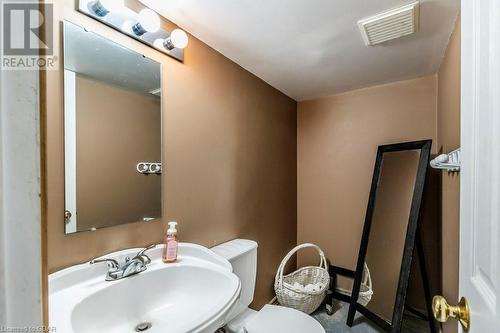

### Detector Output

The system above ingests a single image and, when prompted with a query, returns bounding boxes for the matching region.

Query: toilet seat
[244,305,325,333]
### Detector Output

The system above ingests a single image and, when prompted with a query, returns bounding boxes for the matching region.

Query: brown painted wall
[437,17,461,333]
[297,75,438,274]
[45,0,297,309]
[75,75,162,231]
[297,75,443,318]
[406,167,442,311]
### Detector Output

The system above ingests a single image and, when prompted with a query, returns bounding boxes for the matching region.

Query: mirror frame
[346,140,432,332]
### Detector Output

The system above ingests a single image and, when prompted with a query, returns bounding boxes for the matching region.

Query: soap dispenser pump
[162,221,178,263]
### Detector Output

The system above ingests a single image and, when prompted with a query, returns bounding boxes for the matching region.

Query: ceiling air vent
[358,1,420,46]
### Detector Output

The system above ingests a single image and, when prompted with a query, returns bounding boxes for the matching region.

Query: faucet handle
[135,244,156,264]
[90,258,119,270]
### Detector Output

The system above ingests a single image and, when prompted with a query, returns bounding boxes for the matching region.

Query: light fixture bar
[78,0,186,62]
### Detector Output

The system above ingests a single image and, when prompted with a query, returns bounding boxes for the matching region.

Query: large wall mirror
[346,140,434,332]
[63,21,162,234]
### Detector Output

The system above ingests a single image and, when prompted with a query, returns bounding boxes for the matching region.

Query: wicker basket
[335,263,373,306]
[274,243,330,314]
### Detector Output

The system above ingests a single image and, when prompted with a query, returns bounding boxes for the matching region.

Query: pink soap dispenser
[162,221,178,263]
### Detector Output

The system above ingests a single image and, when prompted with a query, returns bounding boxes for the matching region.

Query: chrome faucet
[90,244,156,281]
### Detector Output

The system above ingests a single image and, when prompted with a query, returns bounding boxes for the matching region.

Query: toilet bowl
[211,239,325,333]
[225,304,325,333]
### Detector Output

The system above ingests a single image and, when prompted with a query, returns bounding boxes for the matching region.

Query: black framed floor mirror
[345,140,435,333]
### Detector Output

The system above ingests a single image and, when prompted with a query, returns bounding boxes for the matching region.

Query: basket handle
[275,243,328,293]
[362,263,372,289]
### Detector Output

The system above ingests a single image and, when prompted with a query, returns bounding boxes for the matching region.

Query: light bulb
[132,9,160,36]
[153,38,164,49]
[90,0,124,17]
[121,20,134,33]
[162,29,189,50]
[139,9,160,32]
[170,29,188,49]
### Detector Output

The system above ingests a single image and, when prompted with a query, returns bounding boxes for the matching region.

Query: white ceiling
[141,0,460,101]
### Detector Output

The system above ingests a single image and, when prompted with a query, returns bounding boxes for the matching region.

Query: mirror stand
[328,227,436,332]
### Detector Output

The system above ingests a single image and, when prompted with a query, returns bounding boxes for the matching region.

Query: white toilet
[211,239,326,333]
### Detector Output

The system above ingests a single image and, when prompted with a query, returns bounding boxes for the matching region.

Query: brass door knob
[432,295,470,332]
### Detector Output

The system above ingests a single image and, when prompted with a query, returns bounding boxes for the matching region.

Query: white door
[460,0,500,331]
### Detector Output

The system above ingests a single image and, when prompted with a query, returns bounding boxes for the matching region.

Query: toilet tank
[211,239,258,316]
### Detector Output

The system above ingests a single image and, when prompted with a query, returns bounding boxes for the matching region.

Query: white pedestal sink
[49,243,241,333]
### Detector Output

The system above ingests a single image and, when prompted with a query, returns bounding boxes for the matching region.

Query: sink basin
[49,244,241,333]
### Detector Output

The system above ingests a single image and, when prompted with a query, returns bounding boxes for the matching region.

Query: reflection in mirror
[364,150,420,322]
[63,21,162,234]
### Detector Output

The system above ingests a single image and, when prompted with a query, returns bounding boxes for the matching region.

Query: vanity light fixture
[132,9,161,36]
[89,0,124,17]
[78,0,185,61]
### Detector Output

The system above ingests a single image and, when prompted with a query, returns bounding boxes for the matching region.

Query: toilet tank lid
[211,239,258,261]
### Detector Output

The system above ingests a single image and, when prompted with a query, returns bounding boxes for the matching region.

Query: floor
[312,301,431,333]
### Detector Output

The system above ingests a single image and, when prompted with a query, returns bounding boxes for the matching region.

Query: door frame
[0,61,44,326]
